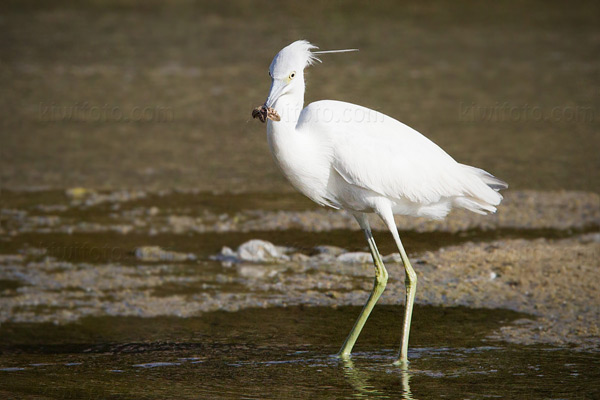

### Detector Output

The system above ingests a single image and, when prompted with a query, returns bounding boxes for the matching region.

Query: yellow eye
[287,71,296,82]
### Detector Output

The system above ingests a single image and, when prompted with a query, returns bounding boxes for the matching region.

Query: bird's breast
[266,124,334,207]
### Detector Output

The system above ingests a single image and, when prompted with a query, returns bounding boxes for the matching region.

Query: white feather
[313,49,359,54]
[263,40,507,220]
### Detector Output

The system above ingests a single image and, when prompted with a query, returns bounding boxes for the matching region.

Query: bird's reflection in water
[341,357,414,399]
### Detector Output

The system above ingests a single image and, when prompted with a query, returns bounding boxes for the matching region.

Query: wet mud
[1,189,598,352]
[2,189,598,235]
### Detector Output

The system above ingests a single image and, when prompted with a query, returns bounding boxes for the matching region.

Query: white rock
[336,252,372,264]
[382,253,401,263]
[314,245,346,256]
[237,239,287,262]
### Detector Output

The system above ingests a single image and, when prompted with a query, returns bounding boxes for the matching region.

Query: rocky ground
[1,189,598,235]
[0,189,598,351]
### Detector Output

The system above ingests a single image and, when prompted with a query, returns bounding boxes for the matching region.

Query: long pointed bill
[264,79,287,109]
[252,78,283,123]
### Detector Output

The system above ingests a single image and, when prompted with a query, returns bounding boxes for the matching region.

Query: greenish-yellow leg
[379,211,417,366]
[338,215,388,358]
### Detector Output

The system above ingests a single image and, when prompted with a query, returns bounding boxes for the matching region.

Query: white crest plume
[313,48,359,54]
[311,45,359,64]
[270,40,317,71]
[270,40,359,72]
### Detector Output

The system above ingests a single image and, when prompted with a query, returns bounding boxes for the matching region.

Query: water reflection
[341,358,386,398]
[341,357,413,399]
[1,308,599,399]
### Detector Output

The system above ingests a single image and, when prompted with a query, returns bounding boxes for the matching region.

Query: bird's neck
[271,88,304,128]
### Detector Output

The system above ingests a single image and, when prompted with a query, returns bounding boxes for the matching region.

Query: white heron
[252,40,507,365]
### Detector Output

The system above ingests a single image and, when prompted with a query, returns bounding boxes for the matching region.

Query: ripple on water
[0,306,598,399]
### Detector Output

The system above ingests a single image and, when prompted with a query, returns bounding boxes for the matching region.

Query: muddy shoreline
[1,189,598,235]
[1,189,598,351]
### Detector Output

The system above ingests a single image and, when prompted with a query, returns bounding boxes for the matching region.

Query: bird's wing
[298,100,471,205]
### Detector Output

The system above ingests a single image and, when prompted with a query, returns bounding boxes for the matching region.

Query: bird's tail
[454,165,508,215]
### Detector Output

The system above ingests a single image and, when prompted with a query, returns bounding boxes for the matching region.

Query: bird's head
[264,40,319,110]
[252,40,357,123]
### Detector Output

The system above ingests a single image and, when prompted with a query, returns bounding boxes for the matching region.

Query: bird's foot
[393,358,410,368]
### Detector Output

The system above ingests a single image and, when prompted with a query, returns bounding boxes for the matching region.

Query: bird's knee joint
[405,272,417,287]
[376,270,388,285]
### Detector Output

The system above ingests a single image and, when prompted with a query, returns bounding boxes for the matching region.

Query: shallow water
[0,0,598,192]
[1,306,598,399]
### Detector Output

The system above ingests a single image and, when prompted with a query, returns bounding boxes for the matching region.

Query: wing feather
[299,100,467,205]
